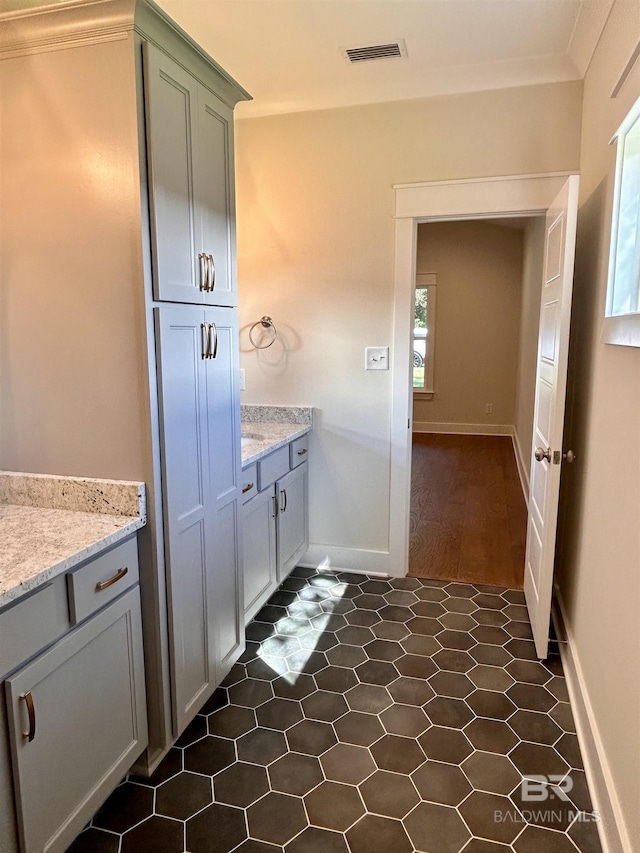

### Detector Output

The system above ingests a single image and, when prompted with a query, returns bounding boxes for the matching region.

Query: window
[603,95,640,346]
[413,272,436,394]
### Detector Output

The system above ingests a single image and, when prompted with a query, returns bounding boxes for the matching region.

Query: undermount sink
[241,432,264,447]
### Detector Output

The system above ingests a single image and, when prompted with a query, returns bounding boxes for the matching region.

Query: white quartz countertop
[0,472,146,609]
[241,422,311,467]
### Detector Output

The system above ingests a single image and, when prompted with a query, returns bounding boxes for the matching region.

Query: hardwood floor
[409,433,527,588]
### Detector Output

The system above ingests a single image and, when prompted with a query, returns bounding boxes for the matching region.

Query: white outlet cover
[365,347,389,370]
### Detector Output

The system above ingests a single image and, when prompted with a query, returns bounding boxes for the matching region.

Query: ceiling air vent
[342,39,407,64]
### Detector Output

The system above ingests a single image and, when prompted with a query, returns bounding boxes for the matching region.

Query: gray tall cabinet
[0,0,251,790]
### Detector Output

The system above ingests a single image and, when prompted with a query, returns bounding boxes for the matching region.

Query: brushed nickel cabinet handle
[209,322,218,359]
[96,566,128,592]
[198,253,207,291]
[201,323,210,359]
[242,482,254,494]
[272,495,278,518]
[297,448,307,456]
[20,692,36,742]
[208,254,215,290]
[281,488,287,513]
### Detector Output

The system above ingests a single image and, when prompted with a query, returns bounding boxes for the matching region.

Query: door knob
[563,450,576,463]
[534,446,551,463]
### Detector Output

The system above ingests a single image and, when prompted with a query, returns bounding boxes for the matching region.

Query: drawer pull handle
[272,495,278,518]
[20,692,36,742]
[297,448,307,456]
[281,488,287,513]
[96,567,128,592]
[242,482,254,494]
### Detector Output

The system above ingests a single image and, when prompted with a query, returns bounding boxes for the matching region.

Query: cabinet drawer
[241,464,258,503]
[0,578,70,680]
[258,446,290,491]
[290,435,309,468]
[66,537,139,625]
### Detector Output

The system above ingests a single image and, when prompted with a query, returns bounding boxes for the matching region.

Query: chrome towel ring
[249,316,278,349]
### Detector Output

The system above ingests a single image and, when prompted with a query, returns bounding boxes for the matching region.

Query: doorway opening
[408,217,545,588]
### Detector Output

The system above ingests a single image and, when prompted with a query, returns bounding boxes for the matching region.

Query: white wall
[235,81,583,570]
[413,220,524,432]
[556,2,640,850]
[513,217,546,486]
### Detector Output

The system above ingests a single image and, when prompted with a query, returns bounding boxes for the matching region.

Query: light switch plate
[365,347,389,370]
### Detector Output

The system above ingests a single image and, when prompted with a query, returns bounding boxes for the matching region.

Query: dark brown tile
[285,826,348,853]
[184,735,237,776]
[510,741,570,777]
[459,791,522,844]
[371,620,410,640]
[419,726,474,763]
[255,697,303,730]
[385,590,419,606]
[440,612,478,631]
[461,840,512,852]
[355,659,399,685]
[336,625,375,646]
[156,771,212,819]
[214,762,269,807]
[387,676,435,705]
[412,760,472,805]
[235,840,283,852]
[429,671,475,698]
[66,828,119,853]
[347,814,413,853]
[236,728,288,765]
[269,752,323,796]
[286,719,337,755]
[320,743,376,784]
[208,705,256,738]
[221,663,247,687]
[473,594,505,610]
[286,649,328,674]
[321,597,355,615]
[326,644,367,667]
[508,709,562,745]
[272,673,317,700]
[359,770,420,818]
[474,609,509,627]
[345,609,381,627]
[228,679,274,708]
[287,599,322,618]
[464,719,519,754]
[447,583,478,598]
[187,803,247,853]
[121,816,184,853]
[506,659,552,685]
[93,782,153,833]
[304,780,365,831]
[471,626,510,646]
[461,751,521,795]
[365,639,404,661]
[505,639,538,661]
[353,593,387,610]
[438,629,477,651]
[425,696,474,728]
[404,801,471,852]
[466,689,516,720]
[555,733,583,769]
[370,734,425,773]
[380,704,430,737]
[247,792,308,845]
[468,665,514,692]
[406,616,442,634]
[334,710,385,746]
[513,824,581,852]
[246,656,288,680]
[469,645,513,667]
[175,715,208,748]
[129,747,182,787]
[433,649,476,673]
[302,689,349,722]
[504,620,534,639]
[314,665,359,693]
[414,586,448,602]
[394,654,438,679]
[299,629,338,651]
[443,597,478,614]
[400,633,441,655]
[507,683,556,712]
[360,579,392,595]
[547,676,570,702]
[568,816,604,853]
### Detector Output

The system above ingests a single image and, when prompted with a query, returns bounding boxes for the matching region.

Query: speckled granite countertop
[0,472,146,609]
[241,405,313,467]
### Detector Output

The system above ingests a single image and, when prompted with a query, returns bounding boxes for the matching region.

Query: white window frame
[603,94,640,347]
[413,272,436,396]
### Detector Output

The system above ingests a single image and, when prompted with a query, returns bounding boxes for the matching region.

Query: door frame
[389,172,576,576]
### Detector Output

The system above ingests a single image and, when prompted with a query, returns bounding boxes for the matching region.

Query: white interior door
[525,175,579,659]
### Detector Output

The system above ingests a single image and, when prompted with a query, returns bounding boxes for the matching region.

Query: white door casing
[525,176,579,659]
[390,173,579,659]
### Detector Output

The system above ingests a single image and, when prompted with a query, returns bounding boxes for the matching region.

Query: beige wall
[235,80,582,566]
[556,2,640,850]
[413,220,523,430]
[0,37,148,480]
[513,217,545,483]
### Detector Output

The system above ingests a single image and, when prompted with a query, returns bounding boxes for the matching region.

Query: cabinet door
[277,462,309,581]
[155,305,213,732]
[5,588,147,853]
[144,43,204,304]
[204,308,244,679]
[197,85,237,307]
[243,488,278,622]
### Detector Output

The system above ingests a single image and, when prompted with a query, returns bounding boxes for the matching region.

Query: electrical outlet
[485,402,493,414]
[365,347,389,370]
[239,369,246,391]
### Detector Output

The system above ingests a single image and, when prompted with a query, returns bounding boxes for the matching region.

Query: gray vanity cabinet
[155,304,243,734]
[243,487,278,620]
[5,588,146,853]
[276,463,309,581]
[144,42,237,308]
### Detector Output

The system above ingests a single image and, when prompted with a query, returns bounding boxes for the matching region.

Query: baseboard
[511,430,530,505]
[413,421,514,436]
[552,590,630,853]
[300,544,398,577]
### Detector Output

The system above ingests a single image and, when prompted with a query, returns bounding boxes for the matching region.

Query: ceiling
[156,0,614,118]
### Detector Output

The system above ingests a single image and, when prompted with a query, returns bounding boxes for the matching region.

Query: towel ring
[249,316,278,349]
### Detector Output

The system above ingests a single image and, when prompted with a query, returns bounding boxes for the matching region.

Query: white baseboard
[413,421,514,436]
[511,430,530,505]
[300,544,400,577]
[553,590,630,853]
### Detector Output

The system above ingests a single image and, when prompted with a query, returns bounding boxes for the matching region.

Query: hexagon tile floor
[67,569,604,853]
